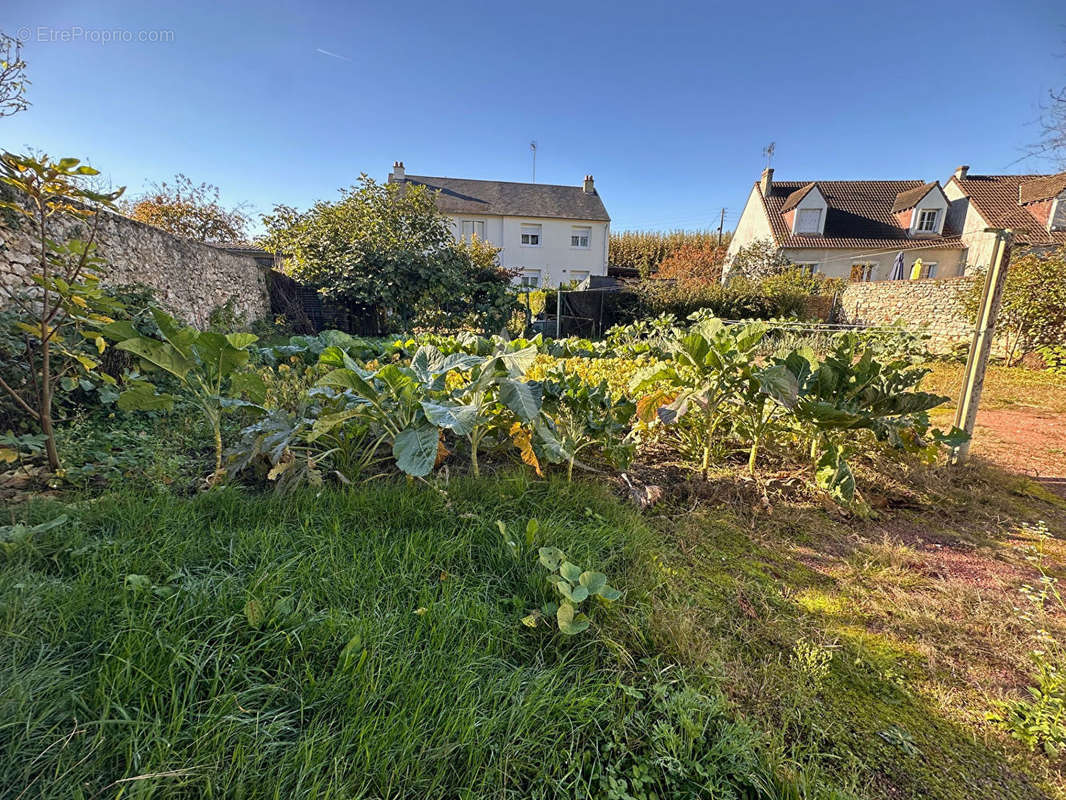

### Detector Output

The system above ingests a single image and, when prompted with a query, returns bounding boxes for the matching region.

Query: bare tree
[1035,87,1066,169]
[0,32,30,118]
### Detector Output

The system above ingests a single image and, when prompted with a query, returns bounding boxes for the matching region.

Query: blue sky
[1,0,1064,234]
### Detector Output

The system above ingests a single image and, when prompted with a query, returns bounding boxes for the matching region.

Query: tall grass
[0,476,788,799]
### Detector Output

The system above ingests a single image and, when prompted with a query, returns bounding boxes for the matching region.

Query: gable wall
[944,179,997,270]
[725,184,774,270]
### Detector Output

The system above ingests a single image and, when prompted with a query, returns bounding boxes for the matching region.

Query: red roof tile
[890,181,938,212]
[1017,172,1066,205]
[781,182,817,213]
[760,180,964,250]
[951,174,1066,247]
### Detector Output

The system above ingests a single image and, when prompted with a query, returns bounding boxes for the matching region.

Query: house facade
[387,162,609,288]
[727,169,966,281]
[944,166,1066,268]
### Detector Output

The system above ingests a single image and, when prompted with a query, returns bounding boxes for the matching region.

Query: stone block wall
[1,207,270,328]
[835,277,976,353]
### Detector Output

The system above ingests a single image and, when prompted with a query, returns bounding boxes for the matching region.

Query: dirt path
[968,407,1066,495]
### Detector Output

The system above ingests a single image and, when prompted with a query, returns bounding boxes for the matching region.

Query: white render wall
[780,246,966,281]
[725,184,774,263]
[446,214,608,286]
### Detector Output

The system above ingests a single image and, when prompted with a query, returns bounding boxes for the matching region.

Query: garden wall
[0,208,270,328]
[835,277,976,354]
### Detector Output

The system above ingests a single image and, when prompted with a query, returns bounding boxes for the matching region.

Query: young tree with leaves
[0,153,125,470]
[260,175,516,332]
[125,174,249,243]
[962,247,1066,366]
[726,237,793,281]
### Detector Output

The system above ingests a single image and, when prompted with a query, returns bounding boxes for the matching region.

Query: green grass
[4,466,1065,799]
[0,476,790,799]
[922,362,1066,414]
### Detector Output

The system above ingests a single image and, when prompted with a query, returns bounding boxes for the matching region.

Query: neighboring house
[944,166,1066,268]
[726,168,966,281]
[387,162,610,288]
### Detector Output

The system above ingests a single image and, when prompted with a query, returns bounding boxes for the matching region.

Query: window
[570,226,591,248]
[850,263,875,282]
[460,219,485,242]
[568,270,590,283]
[796,208,822,234]
[923,262,938,279]
[916,209,939,233]
[519,269,541,288]
[520,224,541,246]
[795,262,819,275]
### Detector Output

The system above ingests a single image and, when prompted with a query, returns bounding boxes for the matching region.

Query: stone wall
[834,277,976,353]
[0,207,270,328]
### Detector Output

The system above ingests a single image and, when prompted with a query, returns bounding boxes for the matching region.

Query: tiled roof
[951,174,1066,246]
[760,180,965,250]
[1017,172,1066,205]
[890,181,938,212]
[781,182,817,213]
[388,173,610,221]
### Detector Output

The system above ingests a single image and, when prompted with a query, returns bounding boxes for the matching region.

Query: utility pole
[530,141,537,183]
[951,228,1013,465]
[717,207,726,248]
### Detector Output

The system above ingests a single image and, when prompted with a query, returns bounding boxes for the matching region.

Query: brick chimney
[392,160,405,181]
[583,174,595,193]
[760,167,774,195]
[954,165,969,180]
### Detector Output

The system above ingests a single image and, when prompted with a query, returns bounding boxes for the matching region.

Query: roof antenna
[762,141,776,170]
[530,141,537,183]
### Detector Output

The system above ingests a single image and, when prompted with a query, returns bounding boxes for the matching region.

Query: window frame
[916,208,939,233]
[850,262,875,282]
[569,226,591,249]
[520,223,542,247]
[518,269,541,288]
[567,269,590,283]
[923,261,938,279]
[795,208,822,234]
[460,219,486,242]
[794,262,820,276]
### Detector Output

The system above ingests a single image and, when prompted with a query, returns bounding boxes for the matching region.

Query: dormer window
[796,208,822,234]
[916,209,939,233]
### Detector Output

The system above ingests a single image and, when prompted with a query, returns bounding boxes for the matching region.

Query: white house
[944,166,1066,269]
[726,168,966,281]
[387,162,610,288]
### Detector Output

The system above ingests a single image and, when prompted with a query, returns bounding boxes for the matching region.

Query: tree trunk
[40,340,60,471]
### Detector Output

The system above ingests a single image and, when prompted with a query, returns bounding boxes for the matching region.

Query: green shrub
[1038,344,1066,375]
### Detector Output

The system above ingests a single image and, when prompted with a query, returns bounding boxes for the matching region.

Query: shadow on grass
[648,463,1066,800]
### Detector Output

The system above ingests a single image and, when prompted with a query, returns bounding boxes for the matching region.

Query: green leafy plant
[0,152,126,470]
[314,344,477,477]
[631,318,766,478]
[0,514,66,558]
[528,545,621,635]
[422,343,541,477]
[102,307,264,476]
[539,366,636,479]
